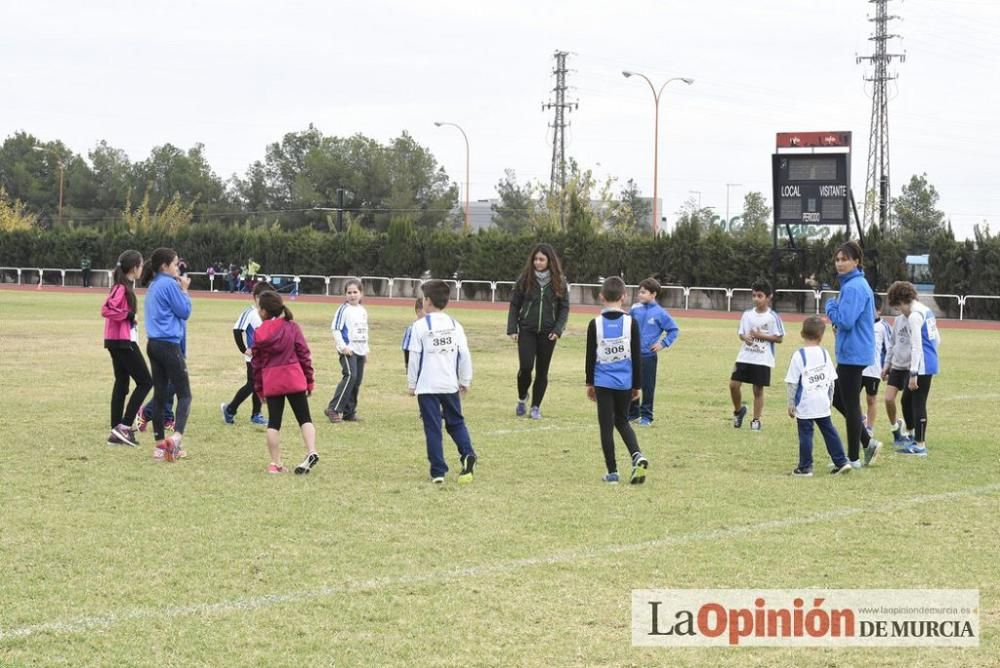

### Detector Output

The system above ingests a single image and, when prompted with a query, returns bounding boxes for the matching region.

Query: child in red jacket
[251,291,319,474]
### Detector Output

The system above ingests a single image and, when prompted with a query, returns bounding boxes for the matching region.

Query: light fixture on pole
[622,71,693,236]
[434,121,470,232]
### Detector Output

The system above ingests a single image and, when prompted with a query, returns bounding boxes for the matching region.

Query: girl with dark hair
[142,247,192,462]
[101,250,152,447]
[251,291,319,474]
[506,243,570,419]
[824,241,882,468]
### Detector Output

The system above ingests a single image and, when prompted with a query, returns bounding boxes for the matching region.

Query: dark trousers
[595,387,641,474]
[328,353,365,418]
[797,416,849,470]
[902,375,933,442]
[628,354,658,421]
[517,332,557,406]
[147,340,192,440]
[82,268,91,288]
[832,363,871,461]
[266,392,312,431]
[418,392,475,478]
[228,362,262,416]
[107,344,152,428]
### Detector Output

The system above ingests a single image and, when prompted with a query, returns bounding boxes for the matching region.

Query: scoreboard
[771,131,851,228]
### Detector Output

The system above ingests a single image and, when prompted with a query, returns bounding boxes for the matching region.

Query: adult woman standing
[506,243,570,419]
[824,240,882,468]
[141,248,192,461]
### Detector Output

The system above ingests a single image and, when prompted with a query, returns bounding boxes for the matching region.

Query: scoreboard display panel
[772,153,850,225]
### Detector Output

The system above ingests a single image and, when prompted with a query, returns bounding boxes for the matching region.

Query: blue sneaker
[897,443,928,456]
[220,403,235,425]
[529,406,542,420]
[250,413,267,426]
[637,417,652,427]
[893,434,914,449]
[602,472,620,484]
[516,400,527,417]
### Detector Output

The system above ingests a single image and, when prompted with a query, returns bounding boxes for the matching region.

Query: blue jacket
[824,268,875,366]
[629,301,680,357]
[145,273,192,343]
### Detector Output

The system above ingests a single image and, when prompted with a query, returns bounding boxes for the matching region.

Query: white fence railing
[2,266,997,320]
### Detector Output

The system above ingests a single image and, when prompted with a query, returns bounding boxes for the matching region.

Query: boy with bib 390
[585,276,648,485]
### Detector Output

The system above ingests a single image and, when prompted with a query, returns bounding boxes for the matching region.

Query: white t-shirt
[735,308,785,368]
[784,346,838,419]
[407,312,473,395]
[863,318,893,379]
[331,302,369,356]
[234,305,263,362]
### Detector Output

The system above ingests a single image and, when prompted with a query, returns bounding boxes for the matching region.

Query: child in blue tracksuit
[628,277,680,425]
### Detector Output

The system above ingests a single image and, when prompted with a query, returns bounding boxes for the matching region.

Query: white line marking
[2,483,997,642]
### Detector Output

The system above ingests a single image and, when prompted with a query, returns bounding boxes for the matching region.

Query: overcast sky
[3,0,997,239]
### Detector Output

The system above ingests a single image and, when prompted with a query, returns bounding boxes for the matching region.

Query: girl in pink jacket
[101,250,152,447]
[251,291,319,475]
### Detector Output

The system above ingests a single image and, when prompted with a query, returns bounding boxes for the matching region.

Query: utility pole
[857,0,905,233]
[542,50,577,228]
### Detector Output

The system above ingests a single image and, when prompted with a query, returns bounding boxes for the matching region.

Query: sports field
[1,289,997,667]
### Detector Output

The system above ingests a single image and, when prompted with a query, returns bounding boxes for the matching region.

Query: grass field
[1,289,998,667]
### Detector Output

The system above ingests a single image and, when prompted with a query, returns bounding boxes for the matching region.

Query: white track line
[2,483,997,642]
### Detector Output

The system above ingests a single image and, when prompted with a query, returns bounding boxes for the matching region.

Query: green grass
[1,290,998,667]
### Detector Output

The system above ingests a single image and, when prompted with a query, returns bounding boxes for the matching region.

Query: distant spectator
[81,256,92,288]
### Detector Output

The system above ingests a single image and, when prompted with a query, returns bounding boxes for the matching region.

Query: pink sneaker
[156,438,180,462]
[136,408,150,433]
[267,463,286,474]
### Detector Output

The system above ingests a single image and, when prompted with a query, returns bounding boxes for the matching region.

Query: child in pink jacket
[101,250,152,447]
[251,290,319,475]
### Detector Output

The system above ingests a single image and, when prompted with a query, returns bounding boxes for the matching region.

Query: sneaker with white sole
[863,439,882,466]
[750,418,762,431]
[529,406,542,420]
[602,472,620,484]
[897,443,928,456]
[250,413,267,426]
[830,462,852,475]
[220,403,235,425]
[630,453,648,484]
[733,405,747,428]
[792,466,814,477]
[294,452,319,475]
[458,453,477,484]
[111,423,138,447]
[431,476,445,484]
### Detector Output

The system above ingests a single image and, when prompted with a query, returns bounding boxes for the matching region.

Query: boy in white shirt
[325,278,369,423]
[785,315,852,476]
[861,295,894,436]
[729,279,785,431]
[407,279,477,484]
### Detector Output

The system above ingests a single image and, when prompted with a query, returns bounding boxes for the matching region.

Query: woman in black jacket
[506,243,570,419]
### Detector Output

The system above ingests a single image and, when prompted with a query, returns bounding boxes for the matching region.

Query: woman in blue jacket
[824,241,881,467]
[141,247,193,461]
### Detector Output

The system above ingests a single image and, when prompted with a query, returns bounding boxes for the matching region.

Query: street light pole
[622,71,693,236]
[434,121,470,232]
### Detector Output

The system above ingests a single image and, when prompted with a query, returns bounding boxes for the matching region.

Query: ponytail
[257,290,291,320]
[112,250,143,312]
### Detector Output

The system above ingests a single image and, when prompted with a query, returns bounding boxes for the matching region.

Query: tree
[736,191,772,242]
[0,187,36,231]
[894,173,946,252]
[492,169,534,233]
[131,143,230,217]
[607,178,651,233]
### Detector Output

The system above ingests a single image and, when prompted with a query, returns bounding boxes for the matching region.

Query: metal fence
[3,265,997,321]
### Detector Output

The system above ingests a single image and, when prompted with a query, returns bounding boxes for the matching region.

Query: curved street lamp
[622,71,693,235]
[434,121,470,232]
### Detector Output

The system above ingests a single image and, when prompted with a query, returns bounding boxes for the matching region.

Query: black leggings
[902,375,933,443]
[107,344,152,428]
[517,331,558,406]
[228,362,262,416]
[147,340,192,440]
[596,387,641,473]
[832,363,871,461]
[266,392,312,431]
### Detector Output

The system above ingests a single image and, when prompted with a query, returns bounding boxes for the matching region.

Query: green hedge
[1,225,996,303]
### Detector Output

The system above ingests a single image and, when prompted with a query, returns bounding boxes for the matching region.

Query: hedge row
[0,223,996,317]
